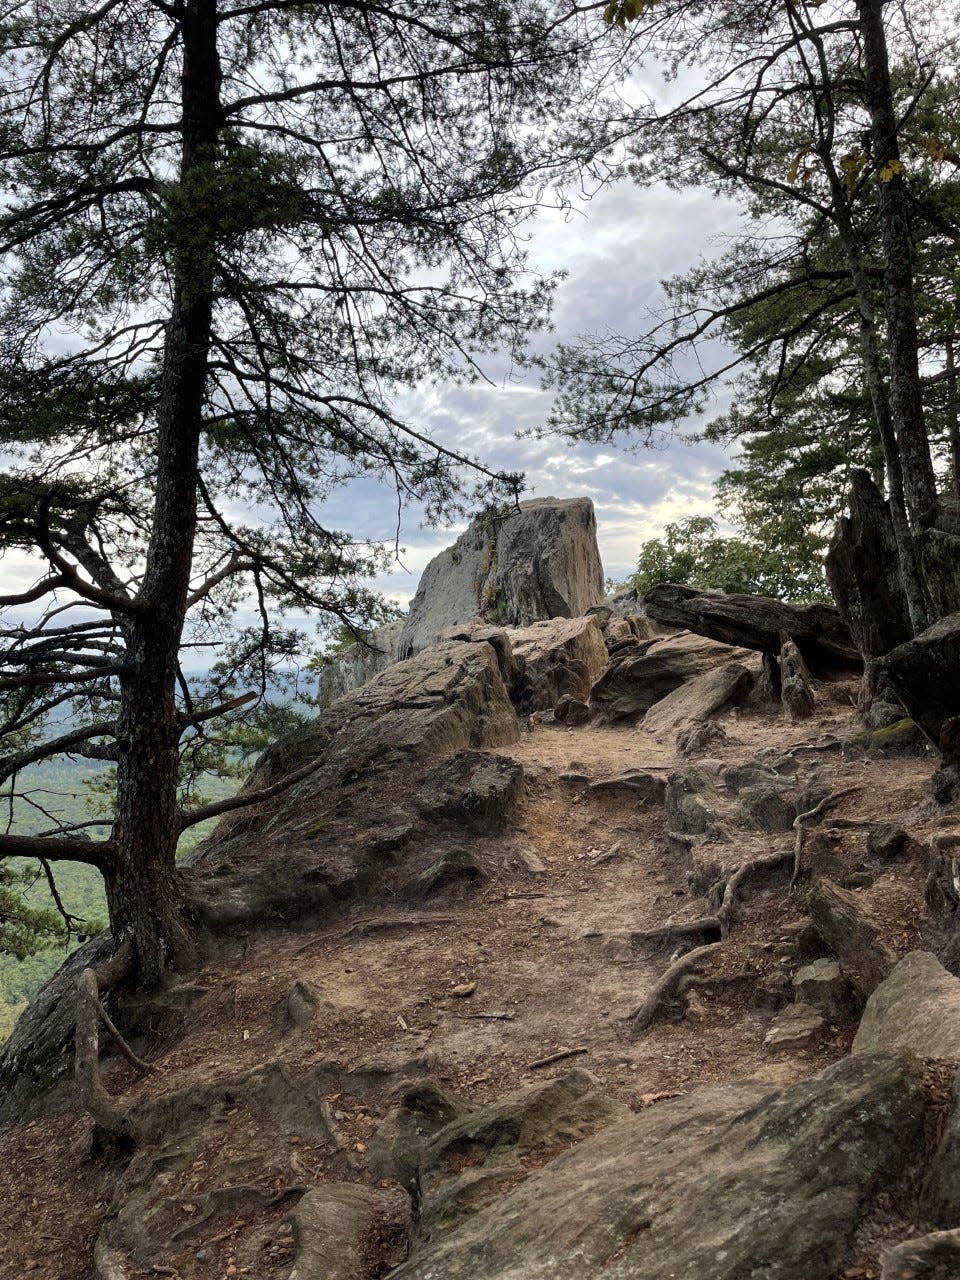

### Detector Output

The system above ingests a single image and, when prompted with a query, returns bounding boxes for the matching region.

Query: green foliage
[624,515,830,603]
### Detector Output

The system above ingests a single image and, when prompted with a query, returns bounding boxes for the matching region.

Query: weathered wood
[642,584,860,671]
[779,634,815,721]
[824,470,912,661]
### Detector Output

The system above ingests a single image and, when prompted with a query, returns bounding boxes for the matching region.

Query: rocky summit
[4,500,960,1280]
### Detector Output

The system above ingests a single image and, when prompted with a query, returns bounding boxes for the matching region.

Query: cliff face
[397,496,605,659]
[4,531,960,1280]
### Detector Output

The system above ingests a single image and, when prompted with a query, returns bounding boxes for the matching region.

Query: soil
[0,690,947,1280]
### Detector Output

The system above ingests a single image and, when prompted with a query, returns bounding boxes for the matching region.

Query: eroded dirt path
[0,701,939,1280]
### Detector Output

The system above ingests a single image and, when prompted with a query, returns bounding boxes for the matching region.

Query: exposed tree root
[630,918,723,948]
[716,847,793,935]
[621,942,723,1034]
[677,968,756,996]
[75,939,140,1139]
[790,786,860,888]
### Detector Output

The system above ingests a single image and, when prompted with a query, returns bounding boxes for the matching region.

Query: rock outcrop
[641,662,753,737]
[589,631,756,720]
[317,620,403,709]
[853,951,960,1060]
[392,1053,927,1280]
[877,612,960,787]
[510,615,608,712]
[398,498,604,658]
[643,583,861,670]
[185,640,521,931]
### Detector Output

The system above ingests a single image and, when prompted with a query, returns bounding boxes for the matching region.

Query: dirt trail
[0,698,939,1280]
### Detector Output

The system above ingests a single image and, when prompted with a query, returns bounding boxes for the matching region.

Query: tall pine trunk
[108,1,222,985]
[859,0,937,528]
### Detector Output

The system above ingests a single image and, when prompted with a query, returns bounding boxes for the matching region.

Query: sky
[328,173,745,612]
[0,57,749,634]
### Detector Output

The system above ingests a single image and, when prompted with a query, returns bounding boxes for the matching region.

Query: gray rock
[641,662,752,737]
[739,782,797,833]
[393,1053,927,1280]
[853,952,960,1060]
[187,641,520,931]
[779,635,816,721]
[677,720,730,756]
[588,770,666,804]
[404,849,484,901]
[416,750,524,833]
[554,695,592,726]
[317,619,404,707]
[876,611,960,779]
[398,498,604,658]
[368,1080,469,1193]
[510,615,608,712]
[722,762,782,795]
[792,958,850,1019]
[881,1230,960,1279]
[284,978,320,1031]
[867,824,915,862]
[665,770,716,835]
[643,582,862,670]
[808,878,897,1001]
[0,930,114,1124]
[590,631,755,721]
[763,1002,826,1050]
[289,1183,411,1280]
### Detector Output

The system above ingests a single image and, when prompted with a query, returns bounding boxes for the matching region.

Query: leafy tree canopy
[622,515,830,603]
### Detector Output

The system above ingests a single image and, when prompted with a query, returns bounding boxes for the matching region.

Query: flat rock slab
[641,662,753,736]
[763,1002,826,1050]
[853,951,960,1060]
[393,1053,927,1280]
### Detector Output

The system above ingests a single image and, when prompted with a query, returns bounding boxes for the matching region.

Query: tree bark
[947,336,960,494]
[859,0,938,527]
[108,1,222,985]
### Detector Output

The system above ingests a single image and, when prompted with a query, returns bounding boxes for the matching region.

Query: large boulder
[510,615,609,712]
[853,951,960,1060]
[852,953,960,1227]
[392,1052,928,1280]
[589,631,755,720]
[808,879,896,1001]
[643,583,861,671]
[398,498,604,658]
[184,640,521,930]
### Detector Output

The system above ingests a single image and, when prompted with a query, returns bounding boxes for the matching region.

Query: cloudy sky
[330,173,745,611]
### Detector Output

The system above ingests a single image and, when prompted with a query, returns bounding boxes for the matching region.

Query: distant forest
[0,755,235,1039]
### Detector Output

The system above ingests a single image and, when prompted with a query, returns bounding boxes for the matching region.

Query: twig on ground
[528,1046,588,1070]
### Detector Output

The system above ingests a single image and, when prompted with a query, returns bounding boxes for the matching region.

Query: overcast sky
[335,174,744,611]
[1,64,748,634]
